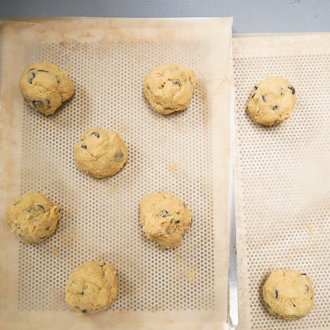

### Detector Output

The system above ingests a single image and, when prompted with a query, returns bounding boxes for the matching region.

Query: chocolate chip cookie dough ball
[74,127,128,179]
[263,269,314,320]
[143,63,196,115]
[65,261,118,315]
[19,62,74,115]
[247,76,296,126]
[140,192,193,249]
[4,192,61,243]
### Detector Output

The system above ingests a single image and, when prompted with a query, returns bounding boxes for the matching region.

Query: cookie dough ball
[73,127,128,179]
[140,192,192,249]
[143,63,196,115]
[65,261,118,315]
[19,62,74,115]
[247,76,296,126]
[4,192,61,243]
[263,269,314,320]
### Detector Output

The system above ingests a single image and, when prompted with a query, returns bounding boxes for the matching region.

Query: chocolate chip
[28,68,35,72]
[288,86,295,95]
[251,93,255,98]
[36,205,45,211]
[175,220,180,224]
[100,262,106,267]
[38,70,48,73]
[18,234,25,239]
[266,303,270,309]
[45,227,50,231]
[81,144,87,149]
[275,289,278,298]
[306,285,309,293]
[26,209,32,213]
[28,72,35,84]
[17,226,21,230]
[162,210,170,217]
[254,86,258,90]
[91,132,100,138]
[14,201,21,206]
[301,273,307,276]
[32,100,44,108]
[23,95,31,103]
[293,304,296,307]
[273,105,278,110]
[82,309,87,313]
[172,80,181,85]
[115,151,123,161]
[262,95,266,102]
[39,236,47,239]
[46,99,50,105]
[311,296,313,300]
[56,76,61,84]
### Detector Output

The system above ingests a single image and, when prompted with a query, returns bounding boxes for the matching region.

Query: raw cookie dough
[247,76,296,126]
[4,191,61,243]
[140,192,192,249]
[263,269,314,320]
[74,127,128,179]
[65,261,118,315]
[143,63,196,115]
[19,62,74,115]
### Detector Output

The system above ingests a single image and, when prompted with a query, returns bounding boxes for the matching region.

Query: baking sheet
[0,18,233,329]
[233,33,330,329]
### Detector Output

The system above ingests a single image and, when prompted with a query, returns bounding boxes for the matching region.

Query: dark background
[0,0,329,33]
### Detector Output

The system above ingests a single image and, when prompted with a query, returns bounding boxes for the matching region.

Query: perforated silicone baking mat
[233,34,330,330]
[0,18,232,329]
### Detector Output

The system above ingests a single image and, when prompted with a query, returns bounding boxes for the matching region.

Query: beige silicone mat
[0,18,232,329]
[233,34,330,330]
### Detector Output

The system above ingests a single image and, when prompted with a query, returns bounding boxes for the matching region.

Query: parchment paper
[0,18,233,329]
[233,34,330,329]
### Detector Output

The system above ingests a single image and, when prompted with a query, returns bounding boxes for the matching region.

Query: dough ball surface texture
[19,61,74,115]
[4,191,61,243]
[74,127,128,179]
[247,76,296,126]
[140,192,192,249]
[143,63,196,115]
[263,269,314,320]
[65,261,118,315]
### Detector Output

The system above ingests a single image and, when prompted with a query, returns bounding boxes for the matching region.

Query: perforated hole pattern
[234,55,330,329]
[17,42,215,312]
